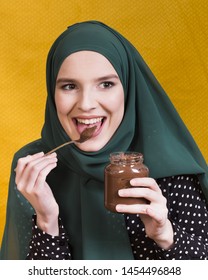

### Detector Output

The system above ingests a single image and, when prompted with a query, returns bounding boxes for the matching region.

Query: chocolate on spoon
[45,126,96,155]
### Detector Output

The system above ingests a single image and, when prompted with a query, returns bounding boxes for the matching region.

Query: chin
[76,141,107,152]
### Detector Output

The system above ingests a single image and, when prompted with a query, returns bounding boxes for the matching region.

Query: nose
[77,89,97,112]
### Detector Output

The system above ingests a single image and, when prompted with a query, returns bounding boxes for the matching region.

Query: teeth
[77,117,103,125]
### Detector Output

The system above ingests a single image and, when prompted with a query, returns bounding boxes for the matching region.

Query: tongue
[77,122,102,135]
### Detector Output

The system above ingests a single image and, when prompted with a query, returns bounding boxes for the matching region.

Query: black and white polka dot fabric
[125,175,208,259]
[27,174,208,260]
[26,216,71,260]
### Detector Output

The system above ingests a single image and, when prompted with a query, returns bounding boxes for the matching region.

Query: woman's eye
[100,81,114,89]
[62,83,76,90]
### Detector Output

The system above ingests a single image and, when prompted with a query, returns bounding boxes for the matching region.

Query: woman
[1,21,208,260]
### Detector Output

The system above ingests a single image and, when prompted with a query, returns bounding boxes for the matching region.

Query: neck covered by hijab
[1,21,208,260]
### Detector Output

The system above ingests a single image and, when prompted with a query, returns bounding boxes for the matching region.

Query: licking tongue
[77,121,101,135]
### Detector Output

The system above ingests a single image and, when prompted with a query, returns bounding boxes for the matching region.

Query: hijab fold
[1,21,208,259]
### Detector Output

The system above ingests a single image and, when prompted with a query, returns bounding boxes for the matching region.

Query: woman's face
[55,51,124,152]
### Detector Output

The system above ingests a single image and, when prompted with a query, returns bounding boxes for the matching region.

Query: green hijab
[1,21,208,260]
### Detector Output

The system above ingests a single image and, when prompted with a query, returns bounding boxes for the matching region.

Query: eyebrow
[56,74,119,84]
[95,74,119,82]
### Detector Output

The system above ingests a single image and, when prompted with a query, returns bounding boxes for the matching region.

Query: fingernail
[130,178,136,185]
[118,189,124,196]
[49,152,57,157]
[116,205,124,212]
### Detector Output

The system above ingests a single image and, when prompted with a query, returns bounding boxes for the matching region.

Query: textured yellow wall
[1,0,208,243]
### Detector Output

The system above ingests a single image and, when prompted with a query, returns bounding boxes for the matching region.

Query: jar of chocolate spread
[104,152,149,212]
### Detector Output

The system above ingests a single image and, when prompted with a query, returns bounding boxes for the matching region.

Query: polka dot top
[26,216,71,260]
[26,174,208,260]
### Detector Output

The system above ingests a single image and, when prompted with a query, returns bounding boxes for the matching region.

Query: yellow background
[0,0,208,243]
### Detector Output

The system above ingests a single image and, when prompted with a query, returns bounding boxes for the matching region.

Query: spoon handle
[45,140,76,156]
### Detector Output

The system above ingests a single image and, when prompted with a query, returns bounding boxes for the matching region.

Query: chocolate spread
[104,152,149,212]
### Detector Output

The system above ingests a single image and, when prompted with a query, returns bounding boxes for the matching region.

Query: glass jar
[104,152,149,212]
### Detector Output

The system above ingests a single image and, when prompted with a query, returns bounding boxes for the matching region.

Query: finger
[116,204,167,224]
[34,162,57,191]
[116,203,148,214]
[130,177,161,192]
[145,207,167,225]
[17,155,57,193]
[118,187,162,203]
[15,152,44,183]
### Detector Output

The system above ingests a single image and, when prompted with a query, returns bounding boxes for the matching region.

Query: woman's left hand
[116,177,174,250]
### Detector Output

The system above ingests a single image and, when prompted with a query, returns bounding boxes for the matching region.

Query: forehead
[57,51,118,78]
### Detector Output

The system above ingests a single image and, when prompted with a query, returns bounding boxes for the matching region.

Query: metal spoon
[45,126,96,155]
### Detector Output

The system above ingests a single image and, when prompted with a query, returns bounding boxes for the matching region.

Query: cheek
[107,91,124,115]
[55,94,72,115]
[56,104,68,115]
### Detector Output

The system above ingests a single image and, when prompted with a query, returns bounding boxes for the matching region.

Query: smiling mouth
[76,117,104,125]
[73,117,105,136]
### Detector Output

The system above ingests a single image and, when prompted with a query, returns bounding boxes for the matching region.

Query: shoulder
[157,174,206,203]
[157,174,200,192]
[157,174,198,186]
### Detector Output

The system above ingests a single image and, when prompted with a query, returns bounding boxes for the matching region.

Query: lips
[73,117,105,136]
[76,117,103,125]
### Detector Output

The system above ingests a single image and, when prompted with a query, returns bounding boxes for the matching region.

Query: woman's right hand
[15,152,59,236]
